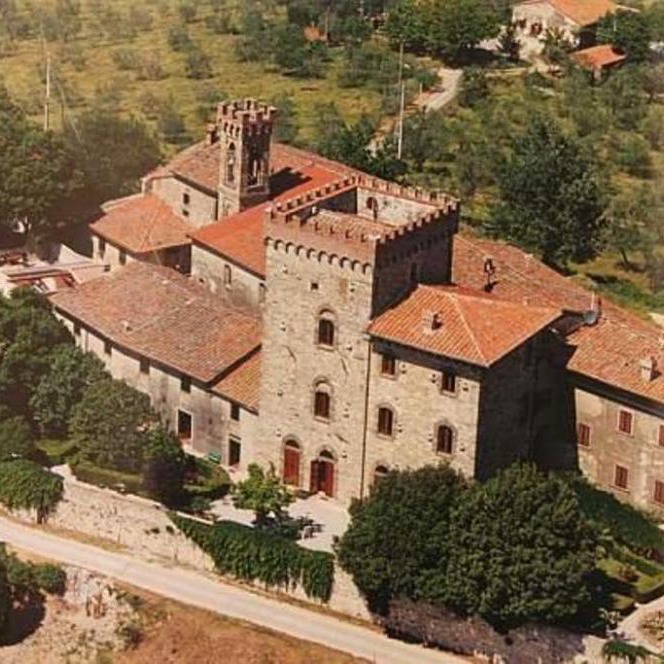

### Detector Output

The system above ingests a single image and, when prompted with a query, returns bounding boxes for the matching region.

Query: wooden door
[283,447,300,486]
[310,459,334,497]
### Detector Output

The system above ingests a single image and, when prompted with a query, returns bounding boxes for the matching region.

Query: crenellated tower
[217,99,277,217]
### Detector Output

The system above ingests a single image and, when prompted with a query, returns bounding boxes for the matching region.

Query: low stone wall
[11,476,370,620]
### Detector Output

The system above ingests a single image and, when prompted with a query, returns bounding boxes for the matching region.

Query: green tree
[0,84,78,239]
[542,27,572,70]
[489,114,607,266]
[385,0,429,53]
[70,379,157,473]
[597,10,651,62]
[0,288,71,417]
[458,66,489,107]
[270,92,300,144]
[232,463,294,527]
[31,345,107,438]
[142,426,187,507]
[443,464,598,630]
[428,0,500,62]
[498,24,521,62]
[598,66,648,130]
[338,465,465,613]
[0,416,34,460]
[63,109,161,214]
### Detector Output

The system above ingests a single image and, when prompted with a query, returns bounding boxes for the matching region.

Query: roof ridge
[447,290,489,365]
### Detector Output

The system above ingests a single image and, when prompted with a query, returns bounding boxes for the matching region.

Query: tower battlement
[217,99,277,136]
[263,176,459,270]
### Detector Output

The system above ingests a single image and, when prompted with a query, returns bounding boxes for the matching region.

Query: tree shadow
[1,596,47,646]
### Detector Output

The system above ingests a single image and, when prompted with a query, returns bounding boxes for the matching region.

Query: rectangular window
[230,403,240,421]
[618,409,634,435]
[229,437,241,467]
[577,423,591,447]
[98,238,106,258]
[183,192,190,205]
[177,410,192,442]
[140,358,150,374]
[381,353,396,377]
[182,208,190,217]
[73,322,81,337]
[181,376,191,393]
[119,250,127,266]
[659,425,664,448]
[614,465,629,490]
[104,340,112,356]
[441,371,457,394]
[377,407,394,437]
[655,481,664,505]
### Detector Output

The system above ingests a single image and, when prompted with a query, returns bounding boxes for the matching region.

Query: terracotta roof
[167,140,221,192]
[212,351,261,411]
[91,195,191,255]
[453,233,664,405]
[548,0,617,25]
[369,284,560,367]
[51,262,260,383]
[573,44,626,69]
[191,164,341,275]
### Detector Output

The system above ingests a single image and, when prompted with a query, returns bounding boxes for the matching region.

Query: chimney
[639,356,657,382]
[205,123,219,145]
[422,310,442,333]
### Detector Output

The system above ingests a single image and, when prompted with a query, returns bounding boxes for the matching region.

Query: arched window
[374,464,389,485]
[436,425,454,455]
[366,196,378,220]
[317,312,335,347]
[283,439,301,486]
[313,381,332,420]
[223,264,232,286]
[225,143,236,185]
[377,406,394,437]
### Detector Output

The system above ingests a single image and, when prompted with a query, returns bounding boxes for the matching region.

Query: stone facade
[575,380,664,513]
[190,242,264,310]
[149,174,217,228]
[92,233,190,273]
[58,315,257,469]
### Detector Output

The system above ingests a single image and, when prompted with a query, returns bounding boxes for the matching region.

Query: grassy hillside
[0,0,382,152]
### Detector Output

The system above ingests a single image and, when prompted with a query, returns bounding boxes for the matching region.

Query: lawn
[0,0,383,151]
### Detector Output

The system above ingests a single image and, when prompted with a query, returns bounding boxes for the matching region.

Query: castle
[52,99,664,509]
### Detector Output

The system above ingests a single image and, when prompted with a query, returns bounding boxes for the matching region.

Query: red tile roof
[191,164,341,275]
[369,284,560,367]
[573,44,626,70]
[166,140,221,192]
[453,233,664,405]
[212,351,261,412]
[91,194,191,255]
[51,262,260,383]
[522,0,618,25]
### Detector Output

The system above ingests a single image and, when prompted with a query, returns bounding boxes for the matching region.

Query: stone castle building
[52,99,664,510]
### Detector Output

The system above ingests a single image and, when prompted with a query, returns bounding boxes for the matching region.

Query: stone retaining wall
[11,476,370,620]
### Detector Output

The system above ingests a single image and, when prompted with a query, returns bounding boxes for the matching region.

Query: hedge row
[171,514,334,602]
[0,459,63,519]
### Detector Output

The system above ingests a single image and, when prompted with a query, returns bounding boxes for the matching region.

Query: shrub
[0,415,35,460]
[232,463,294,527]
[142,426,187,507]
[0,459,63,519]
[185,47,212,79]
[33,563,66,595]
[112,48,140,71]
[167,25,192,52]
[172,515,334,602]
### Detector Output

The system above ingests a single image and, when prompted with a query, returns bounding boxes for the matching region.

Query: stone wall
[190,243,264,312]
[575,382,664,514]
[364,341,480,492]
[150,175,217,228]
[57,314,258,468]
[11,476,369,620]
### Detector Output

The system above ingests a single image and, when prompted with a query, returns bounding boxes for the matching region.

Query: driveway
[0,516,468,664]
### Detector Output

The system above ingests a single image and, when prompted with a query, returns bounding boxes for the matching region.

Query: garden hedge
[0,459,63,520]
[171,514,334,602]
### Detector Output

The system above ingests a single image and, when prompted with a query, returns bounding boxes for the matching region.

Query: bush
[142,427,187,507]
[0,416,35,460]
[184,457,230,501]
[0,459,63,519]
[172,515,334,602]
[33,563,66,595]
[185,47,212,79]
[71,459,143,494]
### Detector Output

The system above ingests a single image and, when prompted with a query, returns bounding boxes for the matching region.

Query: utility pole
[43,53,51,131]
[397,80,405,159]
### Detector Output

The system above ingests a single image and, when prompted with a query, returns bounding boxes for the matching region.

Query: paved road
[0,517,467,664]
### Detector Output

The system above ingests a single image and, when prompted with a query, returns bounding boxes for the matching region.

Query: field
[0,0,383,151]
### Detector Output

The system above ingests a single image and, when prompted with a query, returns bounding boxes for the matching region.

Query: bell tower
[217,99,277,218]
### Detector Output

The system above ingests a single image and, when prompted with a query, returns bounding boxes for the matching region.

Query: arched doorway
[283,439,301,487]
[310,450,335,497]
